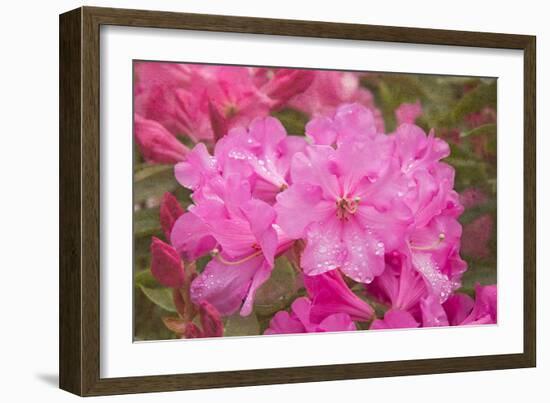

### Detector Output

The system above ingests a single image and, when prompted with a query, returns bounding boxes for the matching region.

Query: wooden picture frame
[59,6,536,396]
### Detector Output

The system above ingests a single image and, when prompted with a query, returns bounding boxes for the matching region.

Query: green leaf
[135,269,159,289]
[271,108,309,135]
[138,285,176,313]
[459,265,497,296]
[134,207,161,238]
[135,269,177,312]
[134,164,179,204]
[438,81,497,127]
[224,313,260,337]
[459,200,497,225]
[254,256,297,316]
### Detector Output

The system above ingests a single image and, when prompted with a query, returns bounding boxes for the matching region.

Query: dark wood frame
[59,6,536,396]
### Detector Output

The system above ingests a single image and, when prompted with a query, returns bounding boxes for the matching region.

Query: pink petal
[264,311,305,335]
[170,212,217,261]
[370,309,419,330]
[174,143,217,191]
[317,313,356,332]
[420,295,450,327]
[190,257,257,316]
[301,220,346,276]
[339,220,385,284]
[442,293,475,326]
[305,270,374,322]
[275,183,334,239]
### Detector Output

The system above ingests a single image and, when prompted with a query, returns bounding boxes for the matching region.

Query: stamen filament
[214,250,263,266]
[410,233,446,251]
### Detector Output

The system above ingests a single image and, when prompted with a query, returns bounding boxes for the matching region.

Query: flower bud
[199,301,223,337]
[207,100,229,141]
[263,69,315,106]
[150,237,185,288]
[134,114,189,163]
[159,192,184,240]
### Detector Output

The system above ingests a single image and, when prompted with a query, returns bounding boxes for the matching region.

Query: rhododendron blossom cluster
[133,63,497,339]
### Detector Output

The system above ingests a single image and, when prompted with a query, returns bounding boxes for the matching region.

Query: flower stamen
[336,197,360,220]
[410,233,446,251]
[213,249,263,266]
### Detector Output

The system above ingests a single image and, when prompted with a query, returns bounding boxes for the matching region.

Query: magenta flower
[188,193,280,316]
[134,114,189,164]
[276,104,413,283]
[171,171,291,316]
[215,117,307,202]
[264,297,356,335]
[304,270,374,322]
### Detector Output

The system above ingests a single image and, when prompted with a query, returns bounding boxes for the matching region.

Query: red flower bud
[134,114,189,164]
[199,301,223,337]
[207,100,229,141]
[159,192,184,240]
[150,237,185,288]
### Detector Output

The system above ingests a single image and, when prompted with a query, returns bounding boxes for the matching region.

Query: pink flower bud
[159,192,184,240]
[150,237,185,288]
[134,114,189,164]
[199,301,223,337]
[263,69,315,106]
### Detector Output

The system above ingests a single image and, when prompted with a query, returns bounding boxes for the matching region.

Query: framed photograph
[59,6,536,396]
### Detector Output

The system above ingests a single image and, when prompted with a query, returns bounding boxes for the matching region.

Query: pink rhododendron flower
[304,270,374,322]
[395,101,423,125]
[134,114,189,164]
[277,103,463,286]
[171,169,293,316]
[215,117,307,202]
[264,297,356,335]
